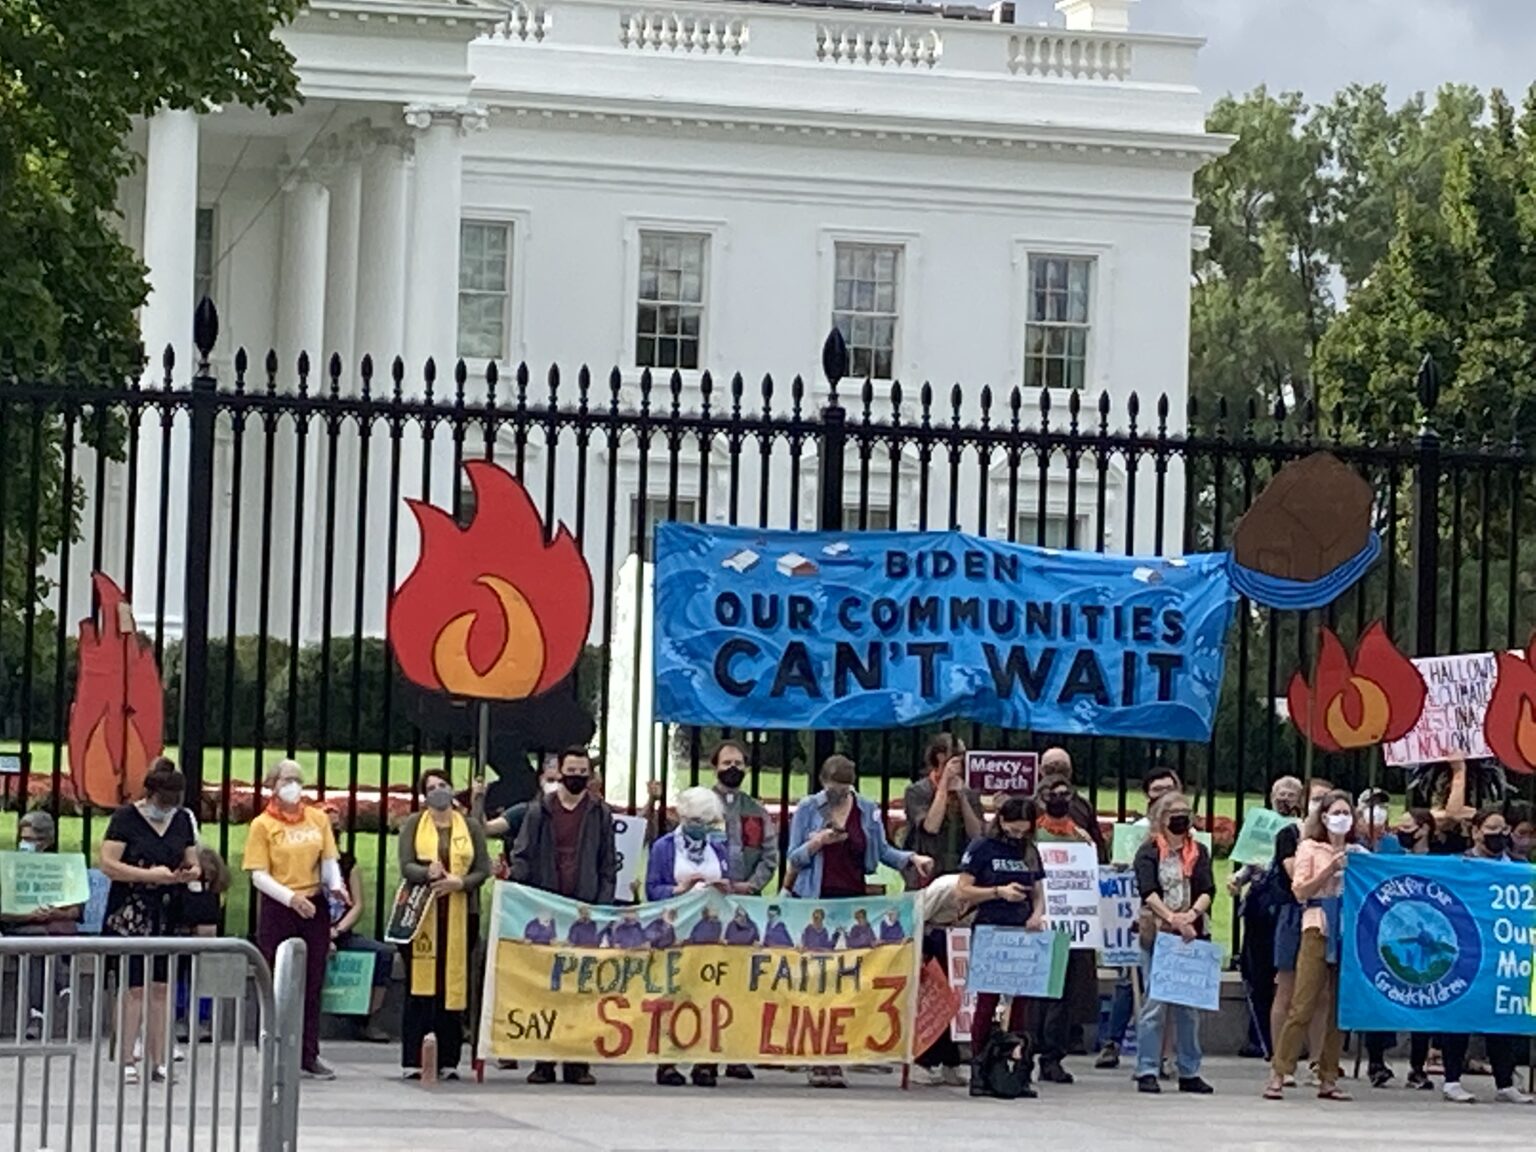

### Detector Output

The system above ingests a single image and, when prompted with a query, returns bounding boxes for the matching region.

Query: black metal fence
[2,302,1534,942]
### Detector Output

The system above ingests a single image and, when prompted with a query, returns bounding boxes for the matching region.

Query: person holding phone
[954,797,1047,1098]
[98,759,200,1084]
[904,733,984,881]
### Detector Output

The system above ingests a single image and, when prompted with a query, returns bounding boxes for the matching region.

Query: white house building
[64,0,1225,706]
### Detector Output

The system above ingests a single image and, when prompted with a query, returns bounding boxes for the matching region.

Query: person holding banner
[904,734,985,878]
[955,796,1046,1098]
[1132,791,1215,1096]
[243,759,351,1081]
[1263,790,1355,1102]
[787,754,932,1088]
[397,768,492,1080]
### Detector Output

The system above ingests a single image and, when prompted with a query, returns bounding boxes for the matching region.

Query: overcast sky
[1015,0,1536,107]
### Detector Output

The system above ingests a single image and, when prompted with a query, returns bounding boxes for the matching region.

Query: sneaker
[302,1060,336,1081]
[724,1064,754,1080]
[1407,1070,1435,1091]
[439,1069,460,1082]
[25,1011,42,1042]
[1039,1062,1074,1085]
[1137,1074,1161,1094]
[690,1066,717,1088]
[359,1024,391,1044]
[496,1059,519,1071]
[123,1065,140,1086]
[920,1066,946,1087]
[1095,1042,1120,1070]
[562,1066,596,1087]
[151,1066,172,1084]
[1369,1064,1394,1089]
[402,1070,422,1081]
[656,1067,686,1087]
[173,1047,186,1064]
[1179,1077,1214,1095]
[1282,1074,1297,1089]
[941,1066,967,1088]
[1443,1082,1477,1104]
[1496,1087,1534,1105]
[526,1063,556,1085]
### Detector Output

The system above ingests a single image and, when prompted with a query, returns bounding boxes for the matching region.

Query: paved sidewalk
[296,1045,1536,1151]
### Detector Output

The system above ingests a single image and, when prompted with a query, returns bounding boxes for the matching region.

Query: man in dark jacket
[510,746,616,1086]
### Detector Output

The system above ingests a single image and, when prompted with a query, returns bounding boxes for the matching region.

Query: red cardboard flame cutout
[1484,641,1536,775]
[68,573,165,809]
[1286,621,1427,752]
[389,461,593,701]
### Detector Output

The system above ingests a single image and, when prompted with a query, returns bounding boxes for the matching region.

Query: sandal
[1317,1085,1353,1101]
[1263,1079,1284,1101]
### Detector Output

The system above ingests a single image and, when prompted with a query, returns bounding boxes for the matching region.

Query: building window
[194,207,216,307]
[458,221,513,360]
[1024,255,1092,390]
[636,232,707,371]
[1017,513,1086,549]
[630,494,700,561]
[832,243,900,380]
[843,504,892,531]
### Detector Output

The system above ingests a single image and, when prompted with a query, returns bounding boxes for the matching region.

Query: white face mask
[541,780,560,795]
[1368,805,1389,828]
[276,781,303,805]
[17,840,39,853]
[1325,813,1354,836]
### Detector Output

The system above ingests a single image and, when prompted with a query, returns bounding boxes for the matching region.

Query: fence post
[813,329,850,774]
[269,938,306,1152]
[1411,353,1441,657]
[178,296,219,803]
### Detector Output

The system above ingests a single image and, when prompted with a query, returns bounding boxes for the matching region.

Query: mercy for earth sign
[652,525,1236,739]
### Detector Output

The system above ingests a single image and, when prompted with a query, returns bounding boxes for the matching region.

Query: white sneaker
[940,1066,967,1087]
[123,1065,140,1086]
[172,1047,186,1064]
[921,1066,945,1087]
[1443,1082,1477,1104]
[1496,1087,1534,1105]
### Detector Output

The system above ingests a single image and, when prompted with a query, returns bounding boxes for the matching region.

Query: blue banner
[1340,853,1536,1035]
[653,524,1237,738]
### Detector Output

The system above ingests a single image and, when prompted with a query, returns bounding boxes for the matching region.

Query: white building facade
[70,0,1224,676]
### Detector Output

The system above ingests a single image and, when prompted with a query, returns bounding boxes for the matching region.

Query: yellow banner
[477,882,922,1065]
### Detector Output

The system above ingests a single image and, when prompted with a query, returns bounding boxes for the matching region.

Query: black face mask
[561,774,590,796]
[717,768,746,790]
[1045,796,1071,819]
[1166,814,1192,836]
[1483,833,1509,856]
[1396,829,1420,850]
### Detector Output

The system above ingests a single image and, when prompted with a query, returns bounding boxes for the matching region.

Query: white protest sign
[946,926,976,1043]
[612,814,648,898]
[1098,867,1142,968]
[1039,840,1101,950]
[1383,651,1509,766]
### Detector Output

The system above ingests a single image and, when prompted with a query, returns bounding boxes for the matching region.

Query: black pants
[1033,951,1093,1067]
[1365,1032,1429,1072]
[916,927,962,1070]
[1443,1034,1518,1090]
[402,993,465,1072]
[1238,911,1277,1056]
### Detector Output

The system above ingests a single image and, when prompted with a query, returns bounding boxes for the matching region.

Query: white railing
[495,1,552,42]
[619,11,749,54]
[1008,33,1131,81]
[816,24,942,68]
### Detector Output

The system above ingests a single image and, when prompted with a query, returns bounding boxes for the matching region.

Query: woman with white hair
[645,785,729,1087]
[241,759,349,1080]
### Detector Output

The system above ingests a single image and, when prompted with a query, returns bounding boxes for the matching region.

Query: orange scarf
[264,798,309,825]
[1038,814,1081,840]
[1155,833,1199,877]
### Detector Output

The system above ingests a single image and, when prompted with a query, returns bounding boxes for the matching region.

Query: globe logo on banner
[1356,874,1480,1009]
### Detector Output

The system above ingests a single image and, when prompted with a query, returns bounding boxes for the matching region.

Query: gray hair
[19,810,56,845]
[263,758,303,789]
[675,786,724,826]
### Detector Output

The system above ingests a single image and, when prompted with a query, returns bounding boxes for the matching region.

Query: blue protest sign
[653,524,1237,738]
[1340,852,1536,1035]
[1148,934,1221,1011]
[966,926,1068,998]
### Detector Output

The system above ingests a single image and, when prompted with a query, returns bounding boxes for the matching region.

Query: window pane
[831,243,901,379]
[637,232,710,367]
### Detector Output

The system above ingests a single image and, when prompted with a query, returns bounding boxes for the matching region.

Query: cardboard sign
[1110,823,1211,867]
[964,751,1039,798]
[612,814,648,899]
[1148,934,1222,1012]
[320,950,375,1016]
[1383,651,1505,766]
[1098,867,1142,968]
[967,926,1068,998]
[946,926,976,1042]
[81,868,111,934]
[384,880,434,945]
[0,851,90,916]
[1230,808,1295,866]
[914,958,963,1056]
[1039,841,1101,949]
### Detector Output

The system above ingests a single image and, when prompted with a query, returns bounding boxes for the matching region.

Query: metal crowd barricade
[0,936,304,1152]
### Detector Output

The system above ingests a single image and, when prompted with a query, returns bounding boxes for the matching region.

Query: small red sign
[964,750,1039,798]
[914,958,962,1057]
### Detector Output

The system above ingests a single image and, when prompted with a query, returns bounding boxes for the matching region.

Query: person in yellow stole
[398,768,492,1080]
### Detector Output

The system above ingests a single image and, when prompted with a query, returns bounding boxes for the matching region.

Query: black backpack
[976,1030,1034,1099]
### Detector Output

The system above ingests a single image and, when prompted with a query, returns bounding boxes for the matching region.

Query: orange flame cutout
[389,461,593,701]
[1286,621,1427,751]
[1484,641,1536,775]
[68,573,164,809]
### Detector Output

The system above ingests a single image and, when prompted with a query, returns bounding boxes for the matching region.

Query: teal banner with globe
[1340,853,1536,1034]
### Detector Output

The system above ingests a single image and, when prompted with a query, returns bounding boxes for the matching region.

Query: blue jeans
[1136,942,1202,1079]
[1106,971,1134,1045]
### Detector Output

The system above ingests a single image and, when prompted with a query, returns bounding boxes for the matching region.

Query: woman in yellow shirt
[242,759,349,1080]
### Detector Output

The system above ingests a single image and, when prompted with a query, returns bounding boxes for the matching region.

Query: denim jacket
[786,790,912,898]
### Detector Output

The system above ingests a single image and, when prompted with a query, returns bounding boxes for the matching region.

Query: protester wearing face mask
[1364,806,1435,1090]
[787,755,933,1087]
[243,759,349,1080]
[1435,809,1534,1104]
[1264,790,1355,1101]
[955,797,1046,1098]
[905,733,985,881]
[1032,773,1099,1085]
[645,786,730,1087]
[3,812,83,1039]
[510,746,616,1087]
[475,754,560,859]
[1354,788,1393,851]
[397,768,491,1080]
[1268,776,1331,1083]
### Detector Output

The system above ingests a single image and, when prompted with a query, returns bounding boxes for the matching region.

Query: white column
[275,164,330,380]
[134,107,200,636]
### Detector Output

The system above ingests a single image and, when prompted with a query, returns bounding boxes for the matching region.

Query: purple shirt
[801,923,833,951]
[724,917,759,946]
[879,918,905,944]
[689,917,723,944]
[846,923,876,949]
[645,919,677,949]
[525,919,556,945]
[610,920,647,949]
[568,919,602,948]
[764,921,793,948]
